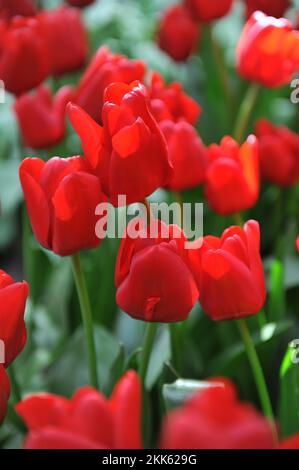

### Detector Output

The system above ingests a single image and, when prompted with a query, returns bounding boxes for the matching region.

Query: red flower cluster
[244,0,290,19]
[0,0,36,20]
[184,0,234,22]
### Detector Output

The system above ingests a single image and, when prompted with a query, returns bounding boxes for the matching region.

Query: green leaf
[145,326,170,390]
[268,259,286,322]
[279,344,299,438]
[163,379,222,411]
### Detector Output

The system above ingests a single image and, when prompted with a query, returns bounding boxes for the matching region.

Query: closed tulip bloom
[237,12,299,88]
[0,0,36,19]
[161,378,274,449]
[255,119,299,187]
[204,135,259,215]
[39,7,88,77]
[0,366,10,424]
[19,156,107,256]
[158,5,200,62]
[189,220,266,321]
[160,120,208,191]
[16,370,142,449]
[115,219,199,322]
[65,0,95,7]
[14,85,73,150]
[68,81,172,206]
[0,269,28,367]
[184,0,234,22]
[0,17,49,95]
[244,0,290,19]
[74,46,146,122]
[149,72,201,125]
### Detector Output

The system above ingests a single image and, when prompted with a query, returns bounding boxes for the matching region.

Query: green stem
[71,254,99,389]
[8,365,22,403]
[169,323,182,376]
[138,323,158,386]
[233,212,244,227]
[233,83,260,143]
[237,319,278,442]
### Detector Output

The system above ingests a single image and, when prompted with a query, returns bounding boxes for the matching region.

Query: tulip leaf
[279,345,299,438]
[163,379,222,411]
[145,326,171,390]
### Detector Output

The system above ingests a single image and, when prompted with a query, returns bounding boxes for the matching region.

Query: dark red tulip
[149,72,201,125]
[184,0,234,22]
[0,366,10,424]
[160,120,208,191]
[74,46,146,122]
[189,220,266,321]
[0,0,36,19]
[244,0,290,19]
[255,119,299,187]
[204,135,259,215]
[68,81,172,207]
[38,7,88,77]
[65,0,95,7]
[16,370,142,449]
[161,378,274,448]
[237,11,299,88]
[158,5,200,62]
[19,156,107,256]
[0,17,49,95]
[14,85,73,150]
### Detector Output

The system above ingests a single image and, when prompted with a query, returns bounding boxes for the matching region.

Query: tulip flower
[161,378,274,449]
[184,0,234,22]
[255,119,299,187]
[68,81,172,206]
[160,120,208,191]
[0,17,49,95]
[237,12,299,88]
[0,366,10,424]
[0,0,36,19]
[19,156,107,256]
[74,46,146,122]
[244,0,290,19]
[65,0,95,7]
[14,85,73,150]
[296,236,299,253]
[158,5,200,62]
[149,72,201,125]
[115,219,199,322]
[38,7,88,77]
[16,370,142,449]
[204,135,259,216]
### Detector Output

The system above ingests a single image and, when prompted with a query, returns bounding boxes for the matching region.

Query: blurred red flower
[16,370,142,449]
[68,81,172,206]
[189,220,266,321]
[244,0,290,19]
[74,46,146,122]
[204,135,259,215]
[158,5,199,62]
[14,85,73,150]
[0,0,36,19]
[0,366,10,424]
[255,119,299,187]
[19,156,107,256]
[184,0,234,22]
[237,12,299,88]
[65,0,95,7]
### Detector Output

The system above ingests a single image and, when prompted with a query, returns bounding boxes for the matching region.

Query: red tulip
[244,0,290,19]
[279,434,299,449]
[16,370,142,449]
[38,7,88,77]
[160,120,208,191]
[204,135,259,215]
[74,46,146,122]
[14,85,73,150]
[0,17,49,95]
[184,0,234,22]
[0,269,28,367]
[68,81,172,206]
[149,72,201,125]
[19,156,107,256]
[0,0,36,19]
[0,365,10,424]
[189,220,266,321]
[161,378,274,449]
[115,219,199,322]
[255,119,299,187]
[65,0,95,7]
[158,5,200,62]
[296,236,299,252]
[237,12,299,88]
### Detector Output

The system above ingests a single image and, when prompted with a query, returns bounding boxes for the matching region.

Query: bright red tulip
[296,236,299,253]
[184,0,234,22]
[160,120,208,191]
[115,219,199,322]
[279,434,299,449]
[0,0,36,19]
[65,0,95,7]
[0,269,28,367]
[74,46,146,122]
[161,378,274,449]
[14,85,73,150]
[0,366,10,424]
[244,0,290,19]
[189,220,266,321]
[149,72,201,125]
[38,7,88,77]
[237,12,299,88]
[68,81,172,206]
[19,156,107,256]
[158,5,200,62]
[255,119,299,187]
[16,370,142,449]
[204,135,259,215]
[0,17,49,95]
